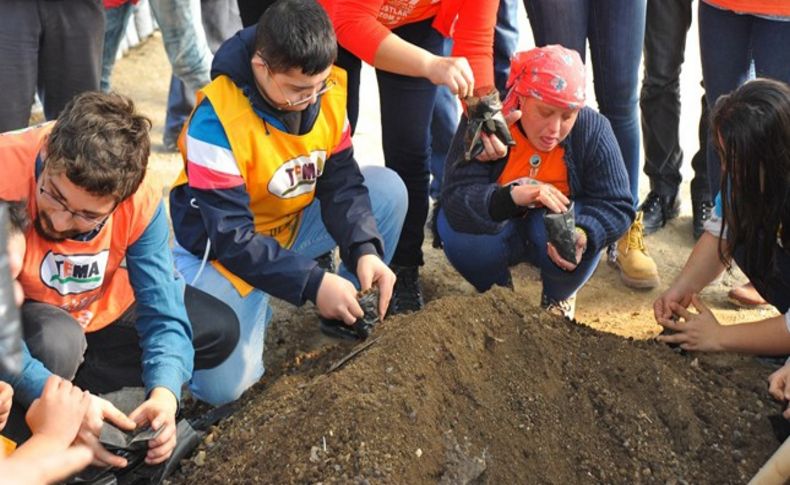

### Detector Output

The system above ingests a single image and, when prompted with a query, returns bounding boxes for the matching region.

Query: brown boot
[612,211,660,289]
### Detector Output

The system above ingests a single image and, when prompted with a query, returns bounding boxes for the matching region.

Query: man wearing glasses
[169,0,406,402]
[0,92,239,469]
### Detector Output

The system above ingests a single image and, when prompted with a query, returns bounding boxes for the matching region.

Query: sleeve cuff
[488,185,523,221]
[144,366,188,403]
[302,265,326,304]
[348,241,380,274]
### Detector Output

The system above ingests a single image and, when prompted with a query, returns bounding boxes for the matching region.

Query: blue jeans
[173,166,406,405]
[102,0,211,94]
[698,1,790,196]
[525,0,646,208]
[437,204,601,301]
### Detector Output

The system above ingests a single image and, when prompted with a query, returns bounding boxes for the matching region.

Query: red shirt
[704,0,790,16]
[319,0,497,90]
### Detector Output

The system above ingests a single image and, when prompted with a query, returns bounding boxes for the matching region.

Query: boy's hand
[129,387,178,465]
[356,254,396,320]
[0,381,13,431]
[25,376,89,447]
[316,273,363,325]
[77,394,136,468]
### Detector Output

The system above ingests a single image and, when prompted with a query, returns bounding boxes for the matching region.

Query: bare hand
[510,183,570,213]
[356,254,396,320]
[546,229,587,271]
[129,387,178,465]
[426,56,474,98]
[26,376,90,446]
[655,294,724,352]
[768,363,790,419]
[77,394,136,468]
[653,286,694,325]
[1,444,93,485]
[475,110,522,162]
[316,272,364,325]
[0,381,12,431]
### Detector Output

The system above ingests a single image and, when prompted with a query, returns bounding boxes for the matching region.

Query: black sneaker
[389,265,424,315]
[692,199,714,240]
[638,191,680,235]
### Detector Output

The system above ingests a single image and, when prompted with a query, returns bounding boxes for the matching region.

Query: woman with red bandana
[437,45,634,320]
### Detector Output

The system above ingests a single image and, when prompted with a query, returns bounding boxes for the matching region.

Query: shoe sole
[608,260,660,289]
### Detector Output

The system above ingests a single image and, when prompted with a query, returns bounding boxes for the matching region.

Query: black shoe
[692,199,714,240]
[315,251,336,273]
[389,265,424,315]
[638,191,680,235]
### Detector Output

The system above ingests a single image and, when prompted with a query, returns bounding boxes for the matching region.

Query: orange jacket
[703,0,790,16]
[319,0,497,90]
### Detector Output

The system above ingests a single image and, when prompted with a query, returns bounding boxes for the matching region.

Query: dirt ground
[110,35,785,483]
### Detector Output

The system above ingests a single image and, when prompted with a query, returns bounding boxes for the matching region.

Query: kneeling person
[0,92,239,467]
[170,0,407,405]
[438,45,634,319]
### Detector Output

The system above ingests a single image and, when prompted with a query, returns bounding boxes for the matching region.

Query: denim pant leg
[164,75,196,143]
[101,4,134,92]
[149,0,212,93]
[437,209,518,292]
[174,245,270,406]
[0,1,40,131]
[429,39,459,200]
[290,166,408,285]
[524,0,589,58]
[494,0,519,95]
[639,0,692,198]
[519,207,602,301]
[588,0,646,208]
[378,20,444,267]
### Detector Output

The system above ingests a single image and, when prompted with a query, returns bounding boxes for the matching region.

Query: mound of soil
[173,288,787,484]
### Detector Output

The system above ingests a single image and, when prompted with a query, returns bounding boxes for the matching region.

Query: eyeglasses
[258,55,336,108]
[38,176,112,227]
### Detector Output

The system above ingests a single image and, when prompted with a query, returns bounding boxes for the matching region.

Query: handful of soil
[543,202,578,263]
[319,287,381,340]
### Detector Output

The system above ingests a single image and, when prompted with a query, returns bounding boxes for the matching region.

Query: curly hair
[45,91,152,203]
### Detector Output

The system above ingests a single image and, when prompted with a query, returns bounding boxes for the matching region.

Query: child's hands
[25,376,90,447]
[0,381,13,431]
[768,363,790,419]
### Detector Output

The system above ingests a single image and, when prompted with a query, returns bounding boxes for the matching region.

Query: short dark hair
[254,0,337,75]
[45,92,152,203]
[711,78,790,273]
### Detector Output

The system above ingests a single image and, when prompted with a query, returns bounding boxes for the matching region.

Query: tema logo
[269,150,326,199]
[40,251,109,295]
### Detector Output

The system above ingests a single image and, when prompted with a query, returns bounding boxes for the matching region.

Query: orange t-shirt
[703,0,790,16]
[0,124,160,332]
[497,125,571,196]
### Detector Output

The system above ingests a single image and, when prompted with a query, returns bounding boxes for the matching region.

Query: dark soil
[172,288,787,484]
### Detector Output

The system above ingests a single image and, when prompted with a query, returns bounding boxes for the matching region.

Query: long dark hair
[711,78,790,273]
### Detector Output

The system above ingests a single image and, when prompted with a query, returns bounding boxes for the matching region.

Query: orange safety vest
[497,125,571,196]
[0,124,161,332]
[173,66,349,296]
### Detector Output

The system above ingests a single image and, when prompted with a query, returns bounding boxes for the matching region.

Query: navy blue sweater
[441,107,634,255]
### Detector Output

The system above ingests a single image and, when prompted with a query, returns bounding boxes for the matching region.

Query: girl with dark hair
[654,79,790,406]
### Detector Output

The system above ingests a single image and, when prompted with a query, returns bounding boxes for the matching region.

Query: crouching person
[438,45,633,320]
[0,92,239,467]
[169,0,407,405]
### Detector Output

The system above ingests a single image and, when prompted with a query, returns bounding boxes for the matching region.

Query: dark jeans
[525,0,646,208]
[437,205,601,300]
[5,285,239,442]
[699,1,790,196]
[338,19,444,267]
[0,0,104,132]
[640,0,709,202]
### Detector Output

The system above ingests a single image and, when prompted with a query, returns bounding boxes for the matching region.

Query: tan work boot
[611,211,660,289]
